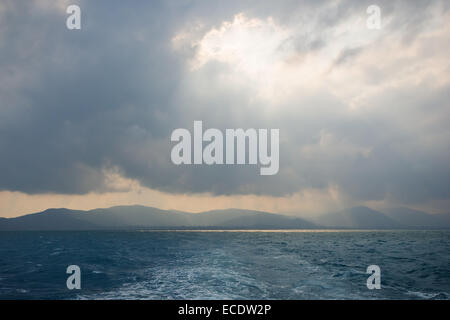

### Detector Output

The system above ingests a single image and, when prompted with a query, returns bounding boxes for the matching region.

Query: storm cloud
[1,0,449,208]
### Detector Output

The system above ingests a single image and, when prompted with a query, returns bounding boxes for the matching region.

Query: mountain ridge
[0,206,316,231]
[0,205,449,231]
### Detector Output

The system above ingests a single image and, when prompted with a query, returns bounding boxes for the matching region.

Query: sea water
[0,230,449,299]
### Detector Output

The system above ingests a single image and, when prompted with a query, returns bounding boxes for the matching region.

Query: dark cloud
[0,0,449,208]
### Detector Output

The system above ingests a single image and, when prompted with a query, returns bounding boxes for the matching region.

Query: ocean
[0,230,449,300]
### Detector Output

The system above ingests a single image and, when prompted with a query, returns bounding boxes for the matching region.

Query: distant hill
[312,206,403,229]
[0,206,316,231]
[0,208,98,231]
[1,205,449,231]
[383,207,450,228]
[201,210,316,229]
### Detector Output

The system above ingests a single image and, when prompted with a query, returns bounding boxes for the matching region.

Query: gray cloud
[0,0,449,208]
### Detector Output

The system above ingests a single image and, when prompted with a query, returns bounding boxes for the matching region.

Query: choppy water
[0,230,449,299]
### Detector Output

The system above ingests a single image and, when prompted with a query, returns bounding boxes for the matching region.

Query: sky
[0,0,449,218]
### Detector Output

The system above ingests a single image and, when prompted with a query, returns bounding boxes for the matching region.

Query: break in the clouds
[0,0,449,209]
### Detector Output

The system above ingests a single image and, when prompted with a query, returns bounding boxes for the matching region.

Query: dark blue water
[0,230,449,299]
